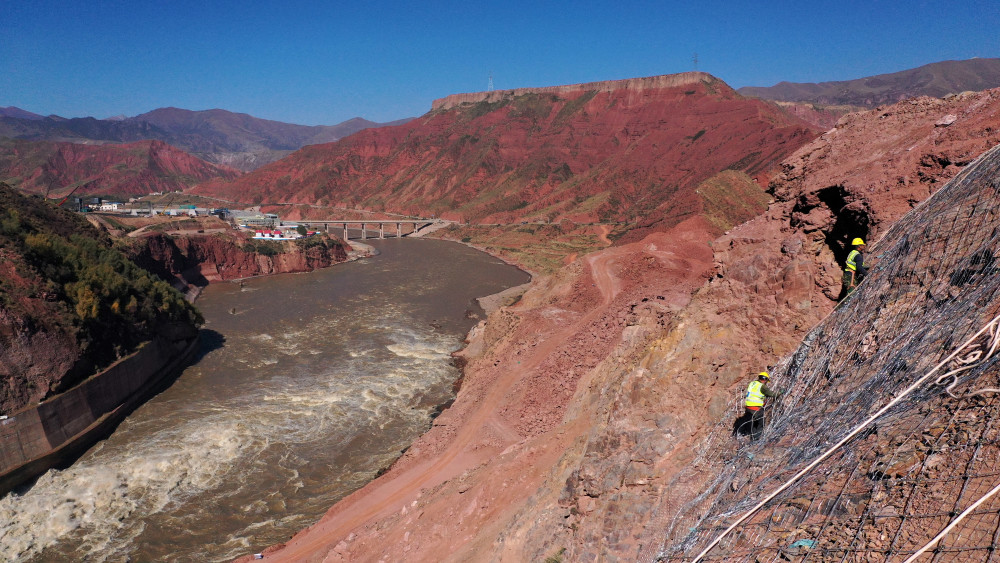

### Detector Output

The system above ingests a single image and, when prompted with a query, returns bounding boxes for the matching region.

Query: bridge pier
[361,223,367,240]
[379,223,385,239]
[396,223,402,237]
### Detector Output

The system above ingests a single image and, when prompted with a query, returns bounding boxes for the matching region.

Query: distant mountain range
[194,72,819,232]
[0,138,241,199]
[738,58,1000,108]
[0,107,413,171]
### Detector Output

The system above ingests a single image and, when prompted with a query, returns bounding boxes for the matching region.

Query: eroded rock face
[529,88,1000,562]
[660,142,1000,562]
[0,139,241,198]
[126,233,350,292]
[239,90,1000,563]
[196,73,818,226]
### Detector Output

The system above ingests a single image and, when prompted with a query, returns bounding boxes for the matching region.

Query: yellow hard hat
[852,238,866,246]
[758,371,770,380]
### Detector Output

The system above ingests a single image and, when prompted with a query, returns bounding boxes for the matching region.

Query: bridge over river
[296,219,449,240]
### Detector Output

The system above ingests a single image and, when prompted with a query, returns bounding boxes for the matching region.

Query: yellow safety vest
[746,380,765,407]
[845,249,861,272]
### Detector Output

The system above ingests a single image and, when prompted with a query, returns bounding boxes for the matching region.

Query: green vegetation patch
[696,170,771,232]
[242,239,285,256]
[0,183,202,372]
[509,93,558,122]
[554,90,597,125]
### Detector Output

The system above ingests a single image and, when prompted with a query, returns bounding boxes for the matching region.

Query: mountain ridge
[0,138,242,199]
[738,57,1000,108]
[0,107,412,171]
[195,72,820,231]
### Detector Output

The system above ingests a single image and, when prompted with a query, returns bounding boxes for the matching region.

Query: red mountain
[194,72,820,228]
[0,138,241,199]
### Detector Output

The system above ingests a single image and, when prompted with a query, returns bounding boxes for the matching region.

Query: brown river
[0,238,529,562]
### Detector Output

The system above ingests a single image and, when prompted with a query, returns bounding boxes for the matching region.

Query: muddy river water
[0,238,529,562]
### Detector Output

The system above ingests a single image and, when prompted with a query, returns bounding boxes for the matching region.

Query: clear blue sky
[2,0,998,126]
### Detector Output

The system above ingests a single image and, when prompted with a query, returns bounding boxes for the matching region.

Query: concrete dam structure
[0,328,199,495]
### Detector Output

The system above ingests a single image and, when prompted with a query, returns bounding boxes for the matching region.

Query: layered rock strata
[239,89,1000,561]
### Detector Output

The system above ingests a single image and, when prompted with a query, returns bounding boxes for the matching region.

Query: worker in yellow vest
[841,237,869,299]
[741,371,780,441]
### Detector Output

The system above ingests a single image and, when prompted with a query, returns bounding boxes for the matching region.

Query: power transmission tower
[488,72,494,92]
[693,53,699,71]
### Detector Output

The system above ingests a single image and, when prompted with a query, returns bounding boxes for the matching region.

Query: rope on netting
[690,313,1000,563]
[936,319,1000,398]
[901,479,1000,563]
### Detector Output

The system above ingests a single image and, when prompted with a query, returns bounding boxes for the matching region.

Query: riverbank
[0,326,200,496]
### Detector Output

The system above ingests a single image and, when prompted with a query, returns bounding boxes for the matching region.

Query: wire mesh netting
[647,143,1000,562]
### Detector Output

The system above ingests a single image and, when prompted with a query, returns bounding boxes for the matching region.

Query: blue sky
[2,1,998,126]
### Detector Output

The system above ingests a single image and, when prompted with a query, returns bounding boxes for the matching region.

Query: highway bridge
[296,219,447,240]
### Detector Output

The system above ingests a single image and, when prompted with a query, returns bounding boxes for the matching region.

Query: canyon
[231,86,1000,561]
[192,72,818,228]
[5,65,1000,561]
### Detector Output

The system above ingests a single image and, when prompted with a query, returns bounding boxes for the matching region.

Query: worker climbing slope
[841,237,870,299]
[734,372,781,441]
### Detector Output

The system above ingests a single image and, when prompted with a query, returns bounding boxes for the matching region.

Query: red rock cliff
[126,232,351,295]
[245,89,1000,562]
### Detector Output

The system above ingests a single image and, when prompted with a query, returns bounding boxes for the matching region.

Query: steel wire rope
[823,402,952,563]
[670,288,934,561]
[664,160,1000,561]
[880,392,993,559]
[902,478,1000,563]
[663,285,994,561]
[726,263,1000,561]
[792,441,873,563]
[986,492,1000,563]
[689,313,1000,562]
[674,149,1000,561]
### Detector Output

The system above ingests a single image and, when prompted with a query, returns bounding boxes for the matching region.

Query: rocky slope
[738,57,1000,108]
[124,231,351,297]
[0,138,241,199]
[661,136,1000,562]
[0,107,412,171]
[194,72,819,227]
[241,88,1000,561]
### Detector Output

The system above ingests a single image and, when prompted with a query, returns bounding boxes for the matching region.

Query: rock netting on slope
[511,88,1000,563]
[658,143,1000,561]
[234,87,1000,563]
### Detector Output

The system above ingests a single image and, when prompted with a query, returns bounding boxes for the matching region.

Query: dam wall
[0,331,199,494]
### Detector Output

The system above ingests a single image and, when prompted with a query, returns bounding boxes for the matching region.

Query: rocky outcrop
[0,184,202,416]
[431,72,716,110]
[241,89,1000,562]
[126,232,351,295]
[660,138,1000,562]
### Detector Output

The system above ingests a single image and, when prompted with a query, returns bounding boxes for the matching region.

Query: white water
[0,239,529,562]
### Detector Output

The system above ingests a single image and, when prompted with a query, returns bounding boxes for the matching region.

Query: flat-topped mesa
[431,71,721,110]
